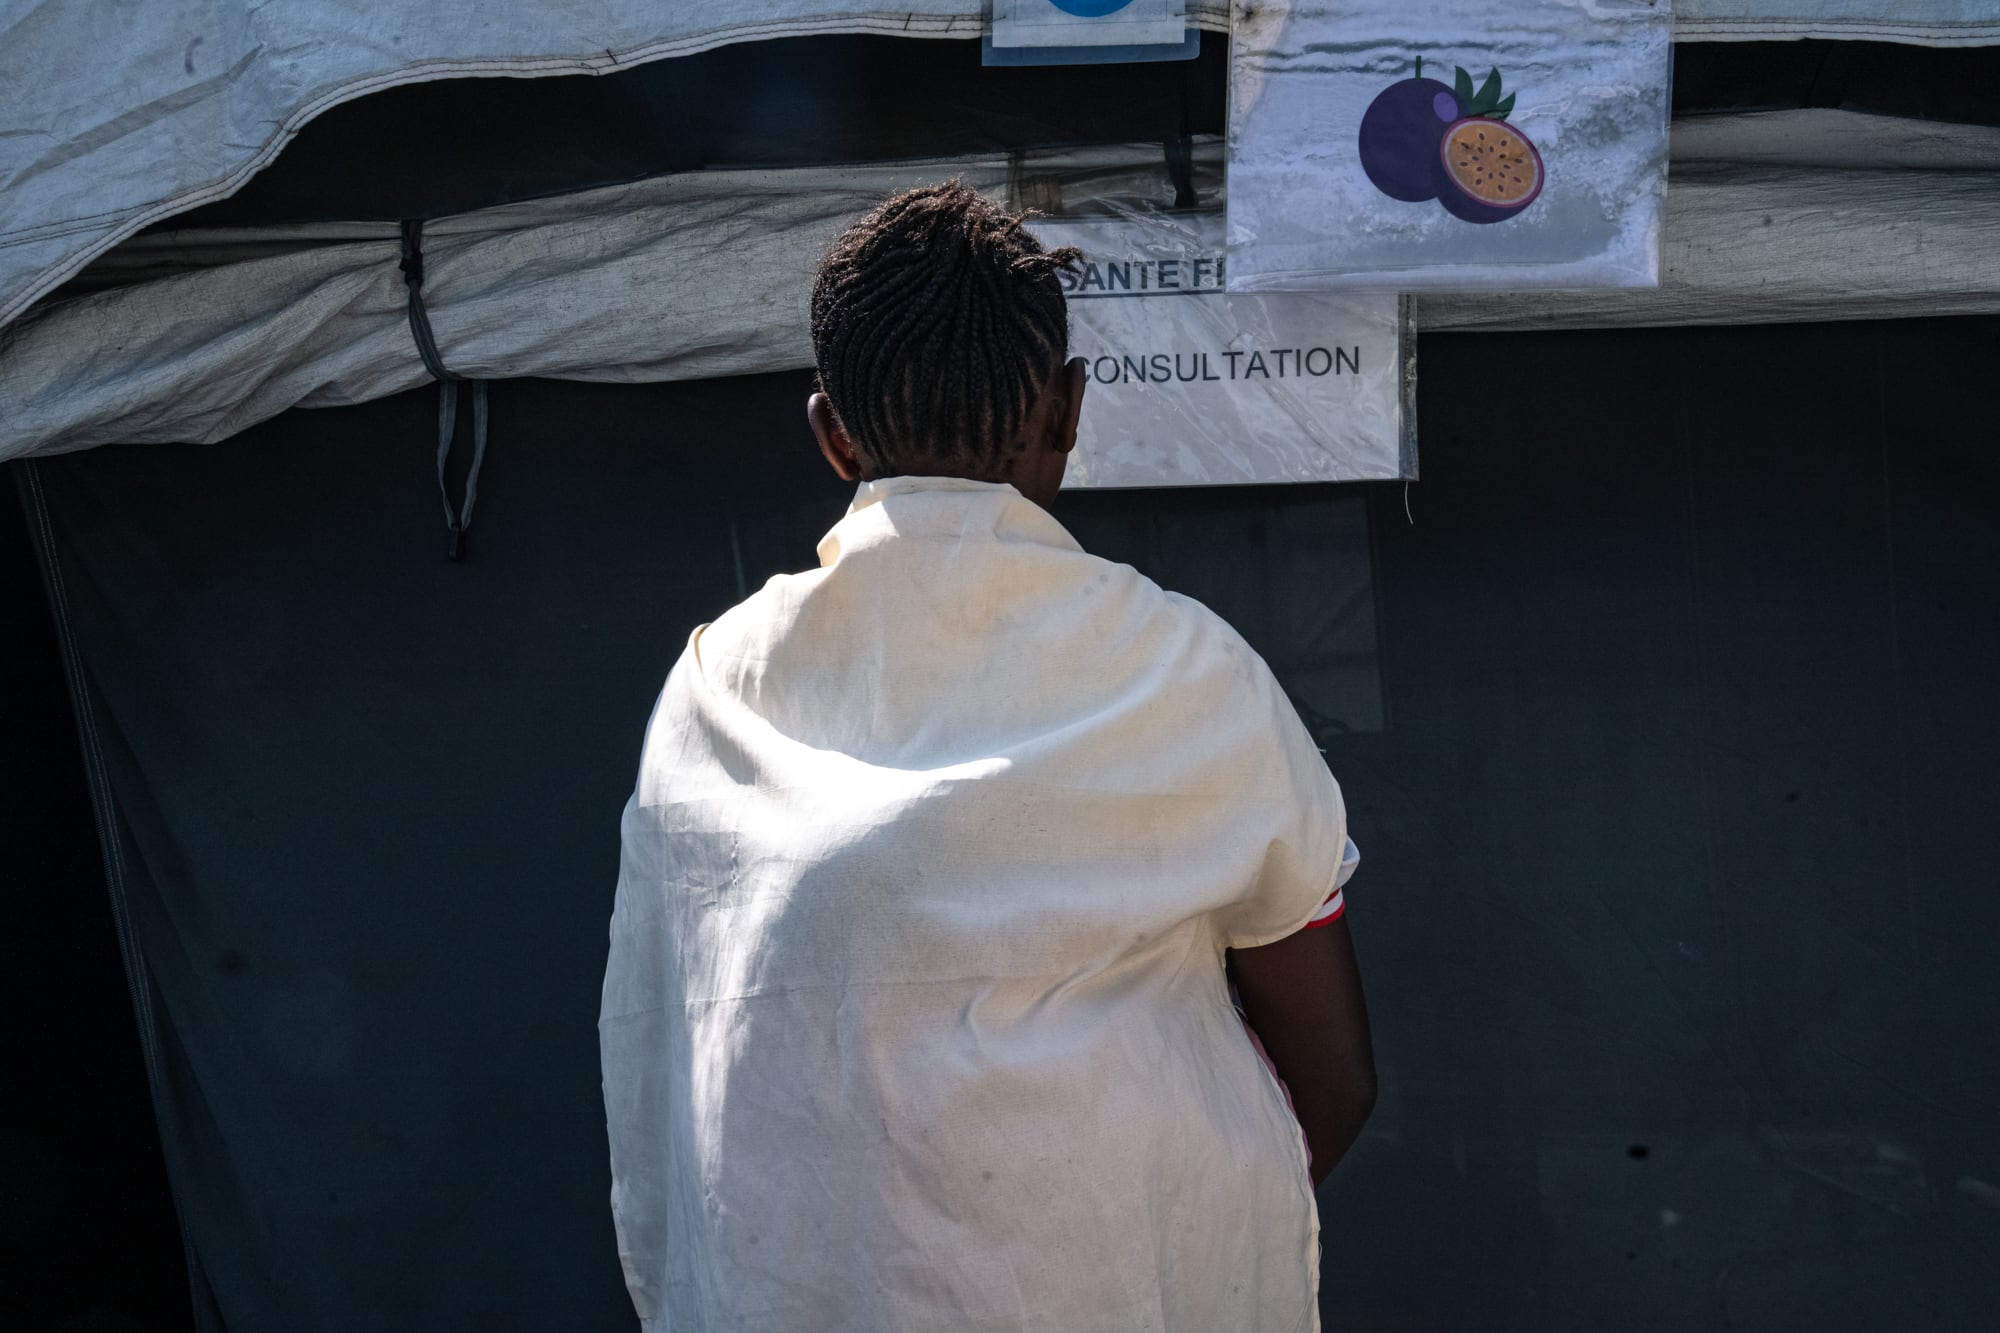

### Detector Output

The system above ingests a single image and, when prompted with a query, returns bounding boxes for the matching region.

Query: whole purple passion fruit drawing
[1355,58,1462,202]
[1357,59,1543,224]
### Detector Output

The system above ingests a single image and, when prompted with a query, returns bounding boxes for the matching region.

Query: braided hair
[810,180,1081,475]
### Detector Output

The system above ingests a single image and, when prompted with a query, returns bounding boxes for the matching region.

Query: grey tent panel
[17,373,850,1332]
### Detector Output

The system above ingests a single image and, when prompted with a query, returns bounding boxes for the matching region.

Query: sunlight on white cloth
[601,475,1347,1331]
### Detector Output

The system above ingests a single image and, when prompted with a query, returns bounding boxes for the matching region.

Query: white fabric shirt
[600,475,1349,1332]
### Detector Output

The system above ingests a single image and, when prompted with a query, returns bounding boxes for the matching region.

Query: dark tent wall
[10,315,1999,1331]
[1323,319,2000,1331]
[12,374,852,1332]
[3,470,192,1329]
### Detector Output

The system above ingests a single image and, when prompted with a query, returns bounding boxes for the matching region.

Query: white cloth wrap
[601,476,1347,1331]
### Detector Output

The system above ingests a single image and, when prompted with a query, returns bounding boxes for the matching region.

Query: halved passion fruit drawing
[1358,59,1544,225]
[1438,116,1544,223]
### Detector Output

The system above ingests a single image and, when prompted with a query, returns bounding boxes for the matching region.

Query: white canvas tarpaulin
[4,113,1999,467]
[2,2,1990,346]
[0,155,1002,461]
[0,1,1205,335]
[1415,110,2000,331]
[1675,1,2000,46]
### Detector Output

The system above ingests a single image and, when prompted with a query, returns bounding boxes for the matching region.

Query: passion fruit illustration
[1436,116,1544,224]
[1357,60,1545,224]
[1356,57,1462,202]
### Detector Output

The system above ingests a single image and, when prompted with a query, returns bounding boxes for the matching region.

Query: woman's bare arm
[1229,916,1377,1186]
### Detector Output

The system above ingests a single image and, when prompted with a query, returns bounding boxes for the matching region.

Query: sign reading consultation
[1039,213,1407,488]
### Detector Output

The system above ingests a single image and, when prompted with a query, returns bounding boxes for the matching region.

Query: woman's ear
[808,393,864,481]
[1053,356,1087,456]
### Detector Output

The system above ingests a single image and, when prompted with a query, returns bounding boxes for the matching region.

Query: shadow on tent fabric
[3,467,196,1331]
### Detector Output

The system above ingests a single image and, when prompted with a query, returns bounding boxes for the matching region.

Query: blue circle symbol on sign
[1047,0,1136,15]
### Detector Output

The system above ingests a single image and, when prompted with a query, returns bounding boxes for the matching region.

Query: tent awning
[1675,2,2000,47]
[4,4,1996,339]
[5,111,1998,466]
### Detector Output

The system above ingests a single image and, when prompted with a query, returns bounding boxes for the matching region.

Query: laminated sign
[990,0,1189,48]
[1226,0,1672,291]
[1036,213,1411,489]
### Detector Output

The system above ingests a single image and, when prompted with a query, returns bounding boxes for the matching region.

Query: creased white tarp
[4,113,1999,466]
[0,2,1009,334]
[1675,1,2000,45]
[0,156,1002,461]
[1417,110,2000,330]
[1,2,1990,342]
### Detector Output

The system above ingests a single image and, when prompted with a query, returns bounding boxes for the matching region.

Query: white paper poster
[1037,213,1410,489]
[1226,0,1672,292]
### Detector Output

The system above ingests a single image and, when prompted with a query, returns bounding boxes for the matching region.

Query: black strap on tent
[399,219,487,561]
[433,376,488,562]
[1166,60,1200,210]
[1164,135,1197,209]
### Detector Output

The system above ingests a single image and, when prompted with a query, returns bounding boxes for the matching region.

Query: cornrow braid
[810,180,1082,475]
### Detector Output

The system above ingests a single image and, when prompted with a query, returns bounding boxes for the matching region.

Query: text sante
[1059,258,1224,294]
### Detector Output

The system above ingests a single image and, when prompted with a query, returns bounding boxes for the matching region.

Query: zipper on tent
[399,218,488,562]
